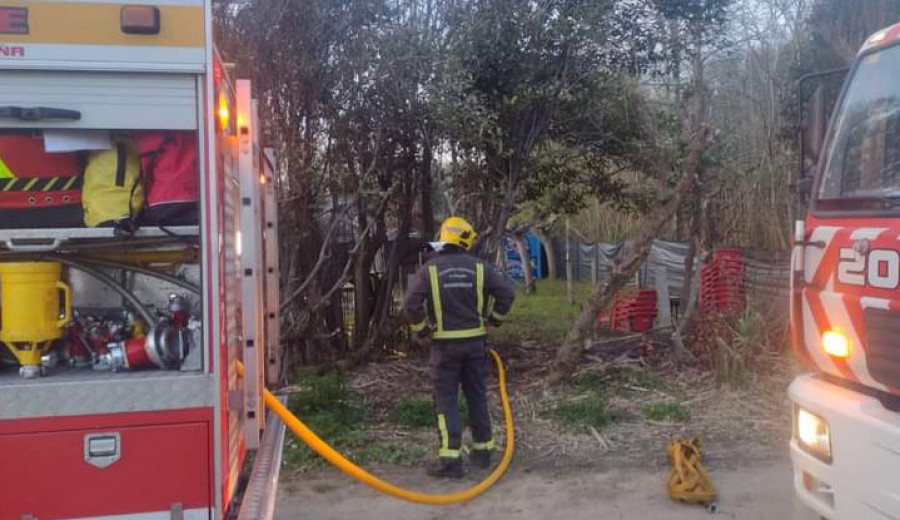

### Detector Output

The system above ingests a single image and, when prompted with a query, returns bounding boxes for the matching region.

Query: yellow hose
[666,437,716,505]
[250,349,514,505]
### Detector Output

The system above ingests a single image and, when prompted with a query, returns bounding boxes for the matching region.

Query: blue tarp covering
[504,232,543,281]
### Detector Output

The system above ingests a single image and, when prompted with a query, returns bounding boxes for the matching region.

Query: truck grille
[864,308,900,388]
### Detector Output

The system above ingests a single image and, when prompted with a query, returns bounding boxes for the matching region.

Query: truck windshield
[818,44,900,207]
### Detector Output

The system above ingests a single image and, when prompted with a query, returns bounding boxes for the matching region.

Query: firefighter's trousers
[430,338,494,458]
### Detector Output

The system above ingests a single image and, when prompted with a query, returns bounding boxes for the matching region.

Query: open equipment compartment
[0,72,205,382]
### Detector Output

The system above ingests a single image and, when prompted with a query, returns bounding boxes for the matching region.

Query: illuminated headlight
[796,408,832,462]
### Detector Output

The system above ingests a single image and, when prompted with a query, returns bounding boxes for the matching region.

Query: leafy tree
[552,0,733,382]
[434,0,659,257]
[216,0,442,364]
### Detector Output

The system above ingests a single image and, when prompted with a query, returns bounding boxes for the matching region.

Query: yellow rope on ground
[666,437,717,505]
[239,349,514,505]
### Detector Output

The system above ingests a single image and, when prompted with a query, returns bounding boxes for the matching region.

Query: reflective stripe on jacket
[403,246,515,340]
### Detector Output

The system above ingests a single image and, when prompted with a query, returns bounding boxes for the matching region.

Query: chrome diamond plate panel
[0,371,215,419]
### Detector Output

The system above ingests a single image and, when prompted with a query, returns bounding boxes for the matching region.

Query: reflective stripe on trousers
[431,339,493,458]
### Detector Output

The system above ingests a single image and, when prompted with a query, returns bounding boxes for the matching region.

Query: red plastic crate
[600,290,658,332]
[699,249,746,314]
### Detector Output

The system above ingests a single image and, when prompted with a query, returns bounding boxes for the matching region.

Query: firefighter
[403,217,515,478]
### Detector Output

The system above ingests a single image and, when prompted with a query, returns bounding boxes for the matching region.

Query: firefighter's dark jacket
[404,246,515,340]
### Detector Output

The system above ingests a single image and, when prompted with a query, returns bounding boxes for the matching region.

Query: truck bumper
[789,373,900,520]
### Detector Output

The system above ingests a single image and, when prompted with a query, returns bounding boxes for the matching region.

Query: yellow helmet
[439,217,477,250]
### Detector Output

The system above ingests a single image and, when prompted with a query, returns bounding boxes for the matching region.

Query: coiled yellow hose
[666,437,716,504]
[252,349,514,505]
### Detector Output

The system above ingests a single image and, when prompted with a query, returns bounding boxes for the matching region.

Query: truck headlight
[796,408,832,462]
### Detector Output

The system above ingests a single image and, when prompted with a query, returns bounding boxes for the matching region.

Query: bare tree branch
[278,206,348,313]
[305,183,398,314]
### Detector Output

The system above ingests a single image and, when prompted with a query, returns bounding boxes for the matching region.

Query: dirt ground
[274,308,802,519]
[273,353,812,520]
[333,336,797,470]
[274,459,815,519]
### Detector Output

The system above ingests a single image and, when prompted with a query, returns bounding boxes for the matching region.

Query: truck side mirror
[801,85,827,174]
[795,68,848,207]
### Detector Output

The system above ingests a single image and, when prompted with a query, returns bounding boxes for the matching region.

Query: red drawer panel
[0,414,211,520]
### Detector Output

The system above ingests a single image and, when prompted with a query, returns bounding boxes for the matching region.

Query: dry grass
[326,285,795,472]
[510,361,793,470]
[338,329,795,472]
[349,357,432,412]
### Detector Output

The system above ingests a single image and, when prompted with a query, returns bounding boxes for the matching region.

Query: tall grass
[715,309,782,387]
[571,198,651,245]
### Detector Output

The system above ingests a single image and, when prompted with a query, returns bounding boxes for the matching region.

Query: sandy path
[274,460,815,520]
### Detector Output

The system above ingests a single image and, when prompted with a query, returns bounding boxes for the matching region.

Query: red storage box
[0,133,84,229]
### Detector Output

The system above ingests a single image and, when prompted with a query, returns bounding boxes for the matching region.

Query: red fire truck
[0,2,284,519]
[791,22,900,520]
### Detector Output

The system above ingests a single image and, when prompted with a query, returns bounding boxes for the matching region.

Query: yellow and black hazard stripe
[0,175,82,192]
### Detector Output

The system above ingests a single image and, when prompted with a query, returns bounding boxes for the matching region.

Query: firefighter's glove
[412,330,430,346]
[409,321,431,346]
[487,315,503,328]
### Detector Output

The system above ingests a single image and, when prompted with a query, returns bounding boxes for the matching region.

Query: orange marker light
[218,92,230,131]
[822,331,851,358]
[121,6,160,35]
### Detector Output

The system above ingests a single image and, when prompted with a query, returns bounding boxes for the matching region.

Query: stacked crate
[700,249,747,314]
[601,290,658,332]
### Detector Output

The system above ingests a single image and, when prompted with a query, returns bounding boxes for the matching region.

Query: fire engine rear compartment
[0,2,284,518]
[0,66,225,520]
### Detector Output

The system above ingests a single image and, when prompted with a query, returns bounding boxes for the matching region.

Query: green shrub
[554,397,616,429]
[572,370,605,392]
[716,310,770,387]
[283,371,367,471]
[289,372,353,413]
[389,395,469,429]
[390,398,434,429]
[641,402,690,422]
[623,369,666,391]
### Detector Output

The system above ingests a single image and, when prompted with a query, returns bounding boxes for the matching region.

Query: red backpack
[137,131,199,226]
[0,133,84,229]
